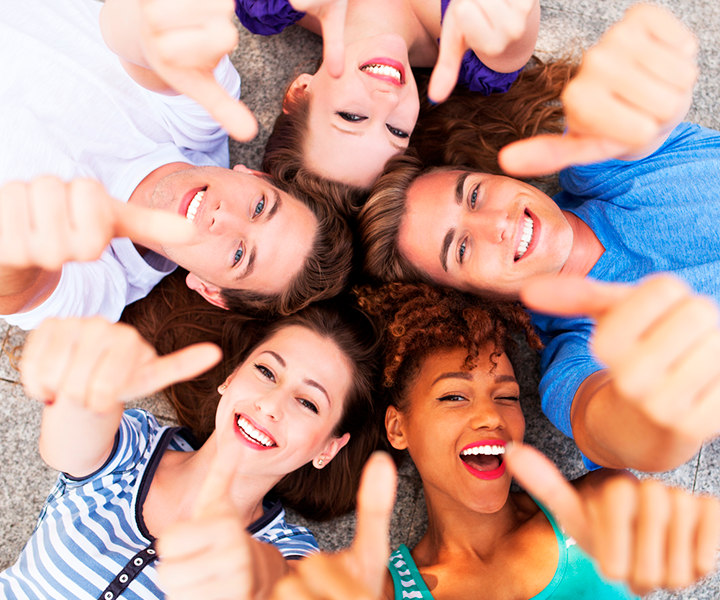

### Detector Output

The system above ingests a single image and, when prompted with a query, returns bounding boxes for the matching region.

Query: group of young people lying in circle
[2,0,720,598]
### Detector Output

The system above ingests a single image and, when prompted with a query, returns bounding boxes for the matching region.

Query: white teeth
[186,190,205,221]
[516,214,534,259]
[461,445,506,456]
[360,64,402,83]
[236,416,275,447]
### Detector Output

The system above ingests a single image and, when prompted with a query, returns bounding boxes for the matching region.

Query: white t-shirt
[0,0,241,329]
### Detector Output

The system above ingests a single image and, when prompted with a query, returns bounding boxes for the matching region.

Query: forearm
[248,538,290,600]
[0,267,60,314]
[477,0,540,73]
[100,0,175,93]
[39,401,123,477]
[571,370,701,471]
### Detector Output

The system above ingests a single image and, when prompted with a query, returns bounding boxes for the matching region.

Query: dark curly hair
[356,282,542,411]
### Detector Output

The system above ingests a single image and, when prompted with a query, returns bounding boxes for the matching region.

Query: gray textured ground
[1,1,719,598]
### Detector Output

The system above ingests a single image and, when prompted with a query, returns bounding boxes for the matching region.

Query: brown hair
[123,280,381,521]
[262,84,369,219]
[219,176,354,316]
[356,282,542,413]
[359,58,576,283]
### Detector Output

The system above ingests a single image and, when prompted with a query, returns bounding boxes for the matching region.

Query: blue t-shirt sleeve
[439,0,521,95]
[535,313,605,440]
[235,0,305,35]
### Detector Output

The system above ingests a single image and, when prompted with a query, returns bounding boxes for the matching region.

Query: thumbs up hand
[522,274,720,448]
[500,4,697,177]
[136,0,258,141]
[270,452,397,600]
[505,442,720,595]
[158,445,288,600]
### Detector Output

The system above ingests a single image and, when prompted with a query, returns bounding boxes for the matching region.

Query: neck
[149,433,283,530]
[344,0,439,64]
[413,486,524,566]
[128,161,192,210]
[559,211,604,278]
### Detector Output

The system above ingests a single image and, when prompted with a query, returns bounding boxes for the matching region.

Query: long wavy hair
[122,275,381,520]
[359,58,577,283]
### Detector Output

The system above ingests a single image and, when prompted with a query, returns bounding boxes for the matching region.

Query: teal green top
[388,502,637,600]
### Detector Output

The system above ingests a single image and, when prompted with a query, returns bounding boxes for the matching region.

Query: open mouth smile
[514,211,535,261]
[235,414,277,449]
[185,188,206,221]
[360,58,405,85]
[460,440,506,480]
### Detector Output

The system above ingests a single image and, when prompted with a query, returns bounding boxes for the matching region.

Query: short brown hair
[219,175,354,316]
[358,58,575,285]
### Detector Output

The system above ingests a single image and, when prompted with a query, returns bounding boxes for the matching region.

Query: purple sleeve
[235,0,306,36]
[440,0,521,95]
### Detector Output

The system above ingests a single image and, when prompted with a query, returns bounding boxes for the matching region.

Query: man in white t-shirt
[0,0,351,330]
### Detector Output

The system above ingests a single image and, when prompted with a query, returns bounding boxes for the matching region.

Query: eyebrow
[432,371,518,385]
[264,351,286,367]
[304,378,330,405]
[330,124,405,152]
[235,190,281,282]
[439,172,472,272]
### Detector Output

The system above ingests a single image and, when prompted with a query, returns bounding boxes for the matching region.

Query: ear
[186,272,229,310]
[232,164,266,178]
[385,406,408,451]
[284,74,312,114]
[312,432,351,469]
[217,368,238,395]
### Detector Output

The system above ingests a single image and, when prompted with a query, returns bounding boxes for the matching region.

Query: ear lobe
[313,432,351,469]
[385,406,408,451]
[186,272,229,310]
[284,74,312,114]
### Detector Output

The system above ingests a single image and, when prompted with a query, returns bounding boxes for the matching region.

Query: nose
[254,388,285,422]
[370,85,400,107]
[466,209,510,244]
[468,398,505,432]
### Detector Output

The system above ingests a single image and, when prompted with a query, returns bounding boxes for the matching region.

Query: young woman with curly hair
[358,5,720,475]
[267,282,720,600]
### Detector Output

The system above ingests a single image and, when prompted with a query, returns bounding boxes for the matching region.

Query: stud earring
[219,384,227,391]
[317,458,324,467]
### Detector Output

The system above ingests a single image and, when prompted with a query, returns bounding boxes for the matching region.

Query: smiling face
[397,170,574,298]
[386,346,525,513]
[146,164,317,303]
[299,33,420,189]
[214,325,353,478]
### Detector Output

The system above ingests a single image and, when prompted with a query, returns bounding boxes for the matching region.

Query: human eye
[253,195,266,218]
[386,124,409,139]
[458,238,467,264]
[233,245,244,267]
[337,111,367,123]
[297,397,319,414]
[254,363,275,382]
[437,394,468,402]
[469,184,480,209]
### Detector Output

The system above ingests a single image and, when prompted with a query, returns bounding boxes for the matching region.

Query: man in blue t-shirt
[360,4,720,473]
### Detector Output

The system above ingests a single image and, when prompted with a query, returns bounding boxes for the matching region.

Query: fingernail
[427,97,438,106]
[504,441,516,456]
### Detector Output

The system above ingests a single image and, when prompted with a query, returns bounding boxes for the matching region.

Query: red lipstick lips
[460,439,507,480]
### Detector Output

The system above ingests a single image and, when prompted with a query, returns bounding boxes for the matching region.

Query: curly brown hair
[356,282,542,411]
[359,58,577,284]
